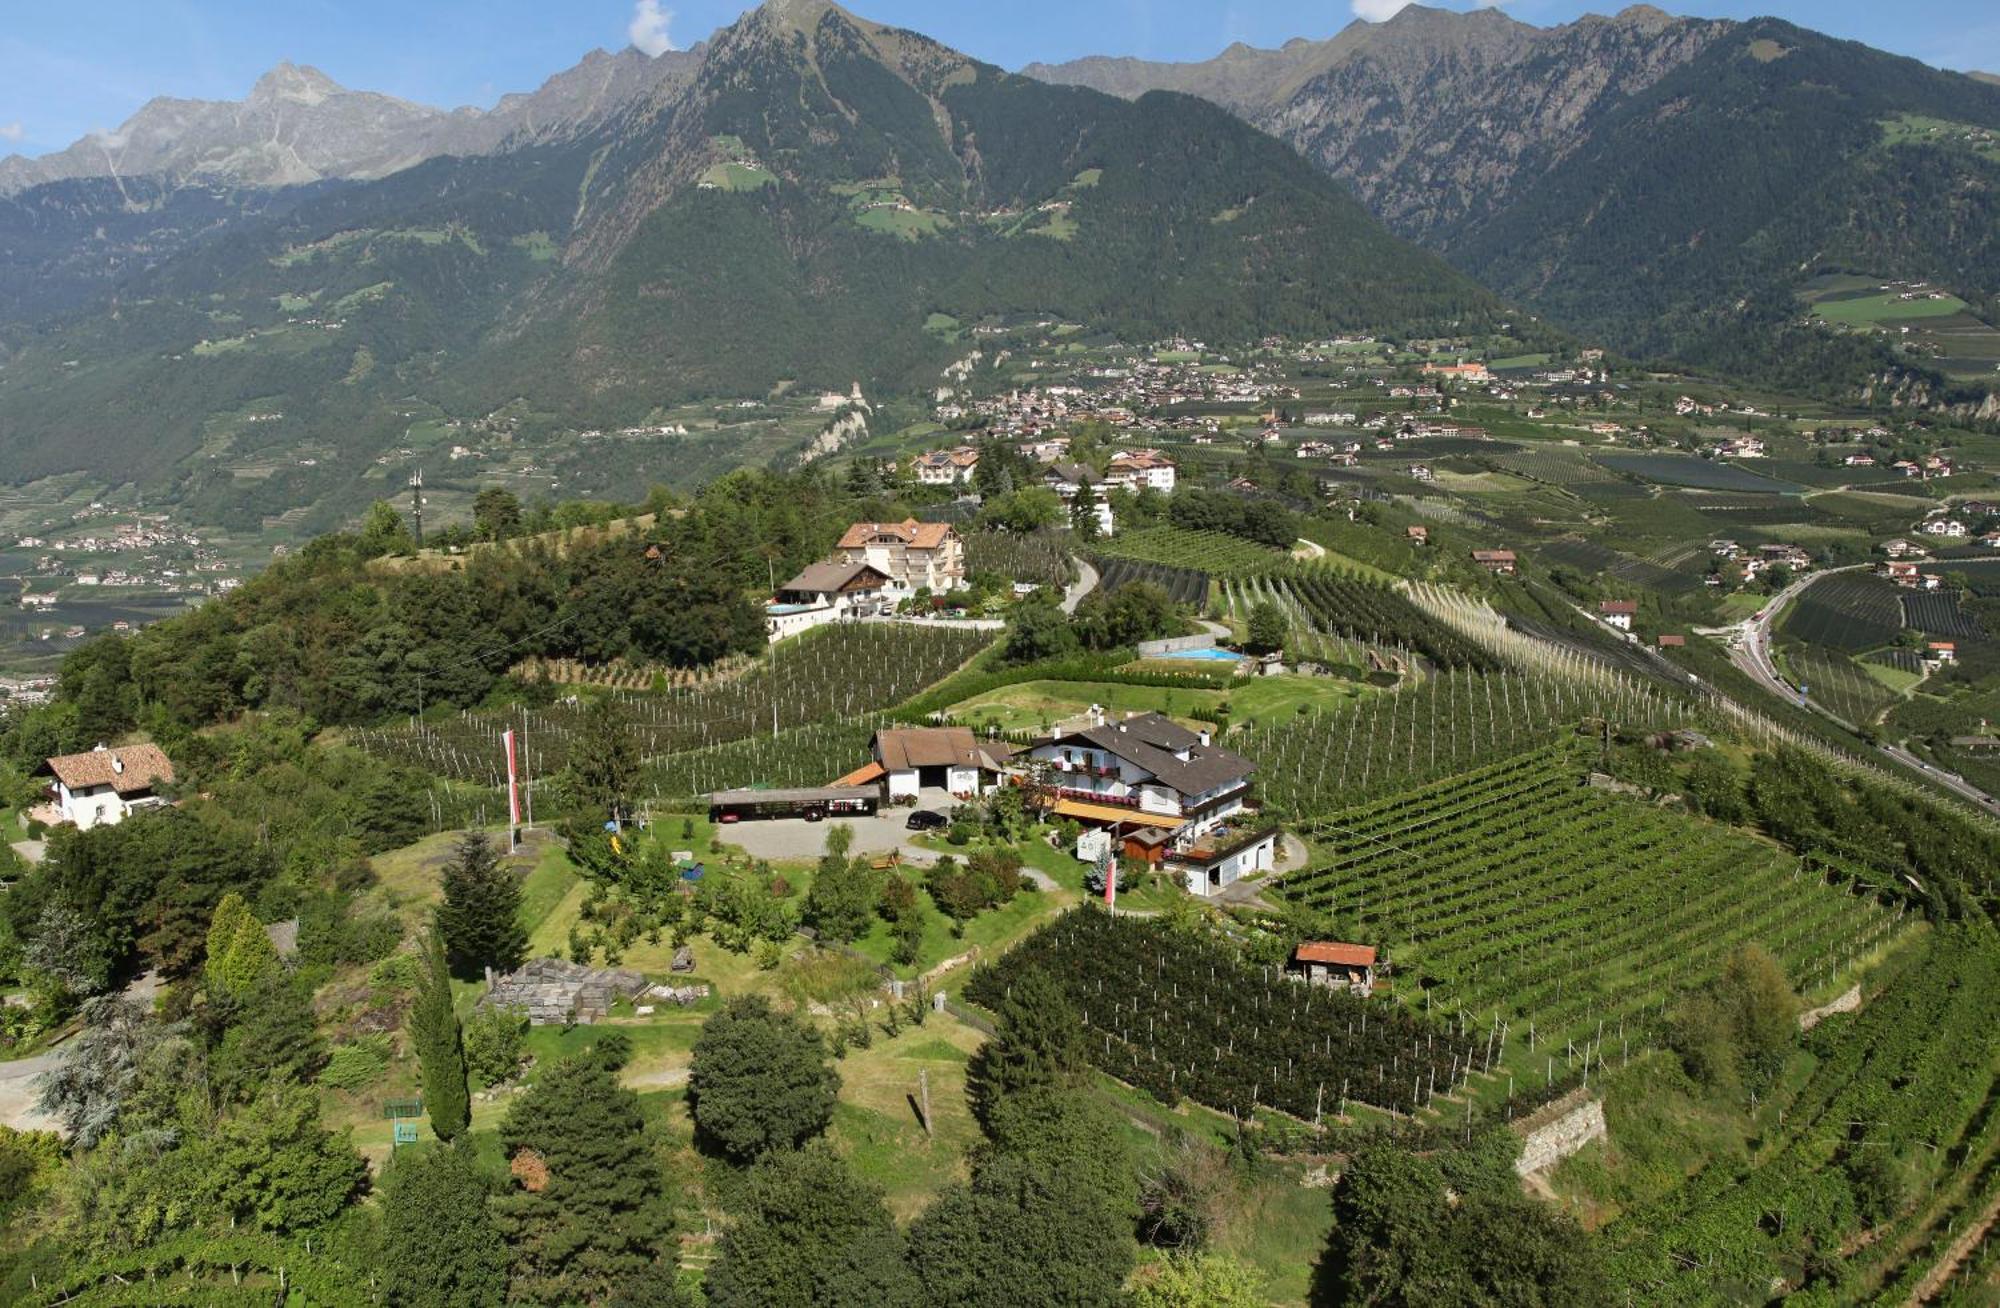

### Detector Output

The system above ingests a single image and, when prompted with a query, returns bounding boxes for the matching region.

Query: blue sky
[3,0,1996,158]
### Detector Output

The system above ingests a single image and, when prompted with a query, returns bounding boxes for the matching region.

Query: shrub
[464,1004,528,1085]
[318,1035,393,1091]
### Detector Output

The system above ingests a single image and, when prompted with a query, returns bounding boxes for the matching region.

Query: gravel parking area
[717,789,966,866]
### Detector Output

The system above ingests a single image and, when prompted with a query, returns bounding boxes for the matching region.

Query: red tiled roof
[44,743,174,796]
[1295,942,1376,968]
[1601,600,1638,615]
[836,518,956,551]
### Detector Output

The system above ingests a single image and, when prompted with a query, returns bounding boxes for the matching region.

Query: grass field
[947,678,1224,733]
[1812,290,1968,325]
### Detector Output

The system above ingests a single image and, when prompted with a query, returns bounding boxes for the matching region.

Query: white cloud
[629,0,677,57]
[0,122,22,143]
[1351,0,1412,20]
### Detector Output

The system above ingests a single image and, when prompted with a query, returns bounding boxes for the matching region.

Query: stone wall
[1513,1092,1607,1176]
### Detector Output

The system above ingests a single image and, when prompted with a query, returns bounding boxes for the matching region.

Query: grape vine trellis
[1280,749,1910,1107]
[350,625,991,789]
[967,910,1483,1123]
[1236,664,1688,814]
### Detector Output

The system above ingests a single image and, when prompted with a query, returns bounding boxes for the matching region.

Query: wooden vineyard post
[919,1068,932,1138]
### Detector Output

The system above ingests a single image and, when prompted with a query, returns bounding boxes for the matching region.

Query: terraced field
[1282,750,1909,1106]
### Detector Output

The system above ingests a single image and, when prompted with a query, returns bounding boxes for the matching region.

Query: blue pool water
[1161,647,1244,662]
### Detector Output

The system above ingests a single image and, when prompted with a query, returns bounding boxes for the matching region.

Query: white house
[1600,600,1637,632]
[1025,713,1255,839]
[1105,450,1177,494]
[834,519,966,594]
[861,727,1010,801]
[913,446,980,486]
[767,560,892,641]
[1923,518,1968,538]
[41,743,174,830]
[1044,463,1116,535]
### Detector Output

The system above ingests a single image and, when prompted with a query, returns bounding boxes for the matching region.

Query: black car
[905,809,948,831]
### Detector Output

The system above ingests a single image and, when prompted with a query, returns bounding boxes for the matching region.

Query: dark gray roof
[1050,712,1254,797]
[1047,462,1103,486]
[780,559,887,595]
[707,785,880,806]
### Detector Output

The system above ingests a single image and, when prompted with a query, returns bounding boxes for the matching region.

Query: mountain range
[0,0,1505,525]
[1028,4,2000,399]
[2,0,1999,526]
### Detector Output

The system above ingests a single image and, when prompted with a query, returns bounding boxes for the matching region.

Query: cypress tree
[411,928,470,1141]
[964,967,1087,1129]
[436,830,526,977]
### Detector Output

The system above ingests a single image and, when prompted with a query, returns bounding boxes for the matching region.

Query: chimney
[1197,730,1211,748]
[110,753,123,775]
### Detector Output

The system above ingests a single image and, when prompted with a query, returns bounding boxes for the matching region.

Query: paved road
[1061,556,1100,615]
[1731,566,2000,815]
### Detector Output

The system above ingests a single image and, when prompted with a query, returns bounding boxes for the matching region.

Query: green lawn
[1813,291,1968,325]
[948,678,1225,733]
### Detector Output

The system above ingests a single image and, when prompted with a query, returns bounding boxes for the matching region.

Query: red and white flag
[1102,846,1118,911]
[503,728,521,829]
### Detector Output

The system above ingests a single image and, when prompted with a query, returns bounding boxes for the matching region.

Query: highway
[1728,565,2000,815]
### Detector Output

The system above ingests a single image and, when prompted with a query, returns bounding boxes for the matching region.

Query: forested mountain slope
[0,0,1512,510]
[1029,7,2000,401]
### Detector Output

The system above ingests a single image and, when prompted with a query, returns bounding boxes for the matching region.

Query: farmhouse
[862,726,1011,801]
[914,446,980,486]
[40,743,175,830]
[834,519,966,594]
[1024,711,1257,870]
[1927,642,1957,665]
[1658,634,1686,648]
[1407,525,1429,546]
[1471,549,1517,575]
[1881,561,1922,586]
[1600,600,1637,631]
[1882,539,1926,559]
[1287,942,1377,997]
[767,560,891,640]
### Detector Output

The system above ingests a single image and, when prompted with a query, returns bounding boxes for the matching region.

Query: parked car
[906,809,948,831]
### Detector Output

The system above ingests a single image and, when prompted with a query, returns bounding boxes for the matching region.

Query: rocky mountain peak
[248,61,346,108]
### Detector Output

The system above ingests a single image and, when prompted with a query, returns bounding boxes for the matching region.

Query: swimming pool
[1159,647,1244,662]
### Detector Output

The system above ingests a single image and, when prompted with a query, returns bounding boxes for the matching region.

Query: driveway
[1061,556,1100,615]
[0,1048,62,1133]
[718,789,969,867]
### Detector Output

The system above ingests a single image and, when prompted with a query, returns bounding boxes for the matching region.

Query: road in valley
[1728,565,2000,815]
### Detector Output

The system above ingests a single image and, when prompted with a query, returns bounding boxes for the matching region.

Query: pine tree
[964,967,1087,1128]
[211,971,327,1103]
[494,1035,678,1305]
[410,928,470,1141]
[705,1145,918,1308]
[381,1141,510,1308]
[437,830,526,977]
[688,996,840,1161]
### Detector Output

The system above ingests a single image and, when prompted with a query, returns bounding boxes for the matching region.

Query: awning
[830,761,886,786]
[1050,799,1182,829]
